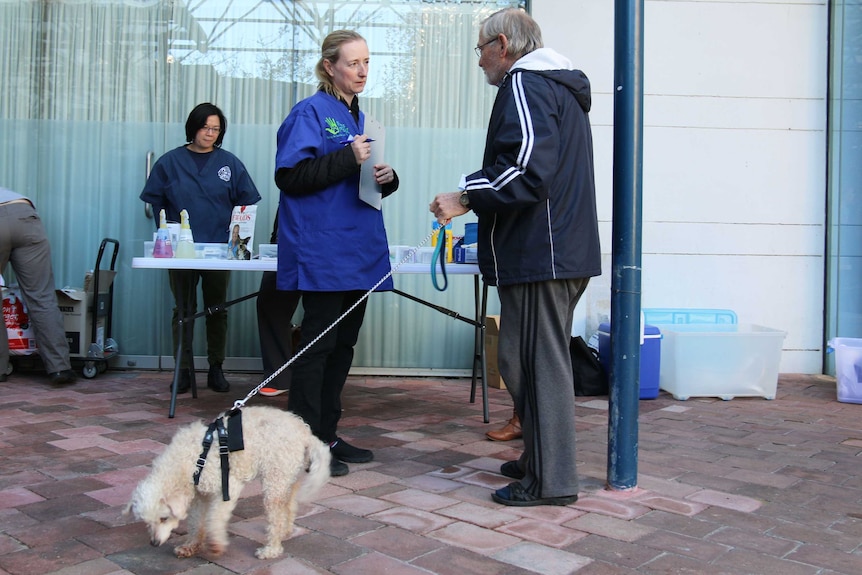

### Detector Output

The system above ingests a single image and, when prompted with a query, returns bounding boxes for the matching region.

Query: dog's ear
[242,237,251,243]
[163,494,188,520]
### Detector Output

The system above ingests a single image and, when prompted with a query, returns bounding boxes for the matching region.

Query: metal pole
[608,0,644,490]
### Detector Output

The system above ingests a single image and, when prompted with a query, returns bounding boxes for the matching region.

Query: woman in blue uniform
[274,30,399,477]
[141,103,261,394]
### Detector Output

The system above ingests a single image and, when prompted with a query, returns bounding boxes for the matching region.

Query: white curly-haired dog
[125,406,330,559]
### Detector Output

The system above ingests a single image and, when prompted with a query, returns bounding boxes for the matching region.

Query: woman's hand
[374,163,395,185]
[350,135,372,165]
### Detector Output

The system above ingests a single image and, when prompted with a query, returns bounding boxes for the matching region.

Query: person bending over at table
[0,187,77,386]
[274,30,399,477]
[140,102,261,394]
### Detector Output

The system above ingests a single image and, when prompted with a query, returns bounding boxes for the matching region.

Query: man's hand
[429,192,468,224]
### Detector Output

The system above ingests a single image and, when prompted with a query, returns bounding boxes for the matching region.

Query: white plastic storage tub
[658,324,786,400]
[827,337,862,404]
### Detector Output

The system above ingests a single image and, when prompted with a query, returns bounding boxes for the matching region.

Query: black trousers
[256,271,301,389]
[286,290,367,443]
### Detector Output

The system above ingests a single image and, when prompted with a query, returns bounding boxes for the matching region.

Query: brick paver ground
[0,369,860,574]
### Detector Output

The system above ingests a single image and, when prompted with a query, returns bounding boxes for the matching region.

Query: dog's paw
[174,543,200,558]
[255,544,284,559]
[208,541,226,556]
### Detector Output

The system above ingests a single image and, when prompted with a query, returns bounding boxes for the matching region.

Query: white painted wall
[534,0,828,373]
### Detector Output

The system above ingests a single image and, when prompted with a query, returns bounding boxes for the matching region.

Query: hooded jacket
[463,48,601,287]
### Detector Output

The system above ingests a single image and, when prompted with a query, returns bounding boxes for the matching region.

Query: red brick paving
[0,370,860,574]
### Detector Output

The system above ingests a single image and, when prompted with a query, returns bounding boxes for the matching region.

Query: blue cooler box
[598,323,662,399]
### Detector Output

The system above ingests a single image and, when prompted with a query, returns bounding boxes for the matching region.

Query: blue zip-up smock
[274,91,392,292]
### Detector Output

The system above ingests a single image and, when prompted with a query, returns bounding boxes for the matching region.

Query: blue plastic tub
[597,322,661,399]
[643,308,737,325]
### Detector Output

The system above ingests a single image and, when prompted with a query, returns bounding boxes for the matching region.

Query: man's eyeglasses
[474,37,499,57]
[200,126,221,134]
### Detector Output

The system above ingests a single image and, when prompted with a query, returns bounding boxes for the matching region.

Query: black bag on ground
[570,336,608,396]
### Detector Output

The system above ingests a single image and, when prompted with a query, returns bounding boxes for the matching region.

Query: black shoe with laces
[329,437,373,463]
[207,363,230,393]
[48,369,77,385]
[330,458,349,477]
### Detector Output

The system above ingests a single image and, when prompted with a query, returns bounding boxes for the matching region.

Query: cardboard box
[57,270,115,357]
[485,315,506,389]
[56,289,105,357]
[84,270,116,317]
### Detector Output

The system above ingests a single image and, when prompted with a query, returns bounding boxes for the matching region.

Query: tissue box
[454,245,478,264]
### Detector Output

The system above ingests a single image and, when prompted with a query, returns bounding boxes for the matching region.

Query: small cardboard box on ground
[56,270,116,357]
[485,315,506,389]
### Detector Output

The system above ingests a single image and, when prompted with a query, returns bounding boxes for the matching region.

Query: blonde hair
[480,8,543,60]
[315,30,366,98]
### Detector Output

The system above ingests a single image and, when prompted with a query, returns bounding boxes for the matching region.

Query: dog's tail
[298,438,331,502]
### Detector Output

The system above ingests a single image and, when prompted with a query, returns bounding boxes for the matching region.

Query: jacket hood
[509,48,591,113]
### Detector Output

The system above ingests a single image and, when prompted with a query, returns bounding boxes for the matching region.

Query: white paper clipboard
[358,117,385,210]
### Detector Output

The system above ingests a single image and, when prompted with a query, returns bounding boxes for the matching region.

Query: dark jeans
[286,290,367,443]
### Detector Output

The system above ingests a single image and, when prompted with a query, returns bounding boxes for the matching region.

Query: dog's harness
[187,228,443,500]
[193,408,245,501]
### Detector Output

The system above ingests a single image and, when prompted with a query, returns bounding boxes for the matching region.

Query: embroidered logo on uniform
[218,166,231,181]
[324,117,349,140]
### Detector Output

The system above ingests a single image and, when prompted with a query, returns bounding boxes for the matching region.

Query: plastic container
[258,244,278,260]
[827,337,862,404]
[464,222,478,245]
[658,324,785,400]
[643,308,737,325]
[598,322,662,399]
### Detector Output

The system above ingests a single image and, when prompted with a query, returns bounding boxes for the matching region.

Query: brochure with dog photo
[227,205,257,260]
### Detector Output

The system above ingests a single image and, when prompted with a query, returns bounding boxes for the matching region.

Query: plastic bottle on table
[175,209,196,258]
[153,209,174,258]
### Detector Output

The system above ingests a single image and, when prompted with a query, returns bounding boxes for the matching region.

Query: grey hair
[479,8,543,60]
[315,30,366,98]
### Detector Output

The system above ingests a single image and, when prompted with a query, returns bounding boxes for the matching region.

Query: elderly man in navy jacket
[430,8,601,507]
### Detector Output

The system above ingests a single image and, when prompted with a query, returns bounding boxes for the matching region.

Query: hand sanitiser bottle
[153,209,174,258]
[175,209,196,258]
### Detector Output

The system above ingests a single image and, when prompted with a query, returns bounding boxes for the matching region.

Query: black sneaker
[330,458,349,477]
[329,438,373,463]
[207,363,230,393]
[48,369,77,385]
[492,482,578,507]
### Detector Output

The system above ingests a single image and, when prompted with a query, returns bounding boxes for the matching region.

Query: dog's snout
[150,538,162,547]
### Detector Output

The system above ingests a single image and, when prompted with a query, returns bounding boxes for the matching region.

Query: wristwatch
[459,191,470,208]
